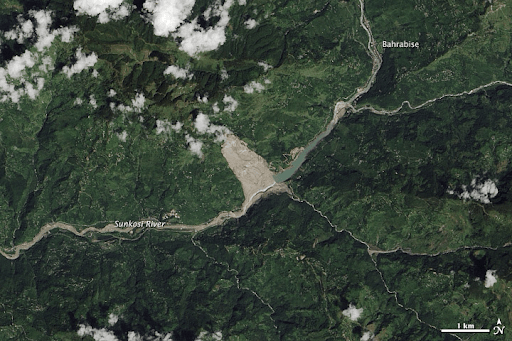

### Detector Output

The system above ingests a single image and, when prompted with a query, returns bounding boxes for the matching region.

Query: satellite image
[0,0,511,340]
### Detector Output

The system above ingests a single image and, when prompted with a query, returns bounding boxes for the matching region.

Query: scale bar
[441,329,490,333]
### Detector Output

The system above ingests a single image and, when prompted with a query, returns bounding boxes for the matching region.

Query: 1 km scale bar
[442,318,506,335]
[441,329,490,333]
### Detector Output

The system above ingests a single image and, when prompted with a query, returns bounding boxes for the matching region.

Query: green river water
[273,119,338,183]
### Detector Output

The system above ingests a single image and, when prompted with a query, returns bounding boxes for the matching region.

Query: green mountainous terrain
[0,0,511,340]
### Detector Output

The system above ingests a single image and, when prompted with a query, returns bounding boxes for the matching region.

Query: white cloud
[447,178,498,204]
[212,102,220,113]
[74,97,83,105]
[156,119,170,134]
[174,19,223,56]
[25,82,37,99]
[77,324,182,341]
[3,90,20,103]
[90,95,98,108]
[185,134,203,158]
[156,119,182,134]
[36,77,45,94]
[258,61,272,72]
[222,95,238,112]
[25,77,44,99]
[77,324,119,341]
[264,78,271,84]
[174,0,234,56]
[39,56,54,73]
[7,50,36,79]
[0,11,77,100]
[196,331,222,341]
[155,332,174,340]
[0,49,47,103]
[110,4,131,21]
[108,313,119,326]
[342,304,363,321]
[32,10,56,51]
[131,92,145,109]
[21,19,35,36]
[194,112,231,142]
[127,331,143,341]
[78,325,175,341]
[150,332,174,341]
[116,103,132,113]
[143,0,196,36]
[59,25,79,43]
[164,65,192,79]
[5,16,34,43]
[117,131,128,142]
[243,81,264,94]
[148,0,236,57]
[194,112,210,134]
[244,18,257,29]
[0,11,114,105]
[74,0,132,24]
[108,89,117,97]
[111,93,146,113]
[197,94,208,103]
[202,6,213,20]
[62,47,98,78]
[485,270,497,288]
[220,68,229,80]
[172,121,183,132]
[238,0,247,5]
[361,331,373,341]
[2,10,78,50]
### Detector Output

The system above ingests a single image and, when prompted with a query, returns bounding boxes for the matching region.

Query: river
[273,103,347,182]
[274,0,382,183]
